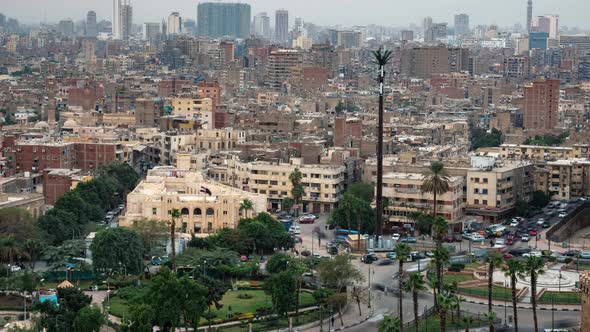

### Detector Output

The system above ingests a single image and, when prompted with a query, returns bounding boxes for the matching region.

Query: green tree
[22,239,44,271]
[36,287,92,332]
[18,270,37,320]
[515,199,529,217]
[97,162,140,196]
[131,218,168,258]
[317,254,364,291]
[74,305,104,332]
[281,197,294,212]
[90,227,144,276]
[347,182,375,203]
[265,270,297,317]
[266,252,292,274]
[128,303,154,332]
[485,251,504,313]
[431,217,449,294]
[38,209,81,244]
[485,311,497,332]
[421,161,450,220]
[327,293,347,326]
[502,259,524,332]
[437,292,456,332]
[239,199,254,219]
[289,168,305,216]
[395,242,412,327]
[169,208,180,272]
[522,256,545,332]
[179,275,208,331]
[379,315,401,332]
[471,128,503,150]
[313,288,334,329]
[0,235,20,273]
[0,208,38,242]
[404,272,427,332]
[43,240,86,271]
[531,191,550,209]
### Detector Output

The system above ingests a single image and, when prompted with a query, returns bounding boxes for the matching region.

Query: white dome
[63,119,78,128]
[34,121,50,129]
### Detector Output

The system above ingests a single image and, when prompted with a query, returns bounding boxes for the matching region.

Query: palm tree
[462,315,474,332]
[485,311,497,332]
[523,256,545,332]
[395,242,411,329]
[421,161,450,219]
[437,292,456,332]
[432,235,449,295]
[372,47,393,237]
[378,315,401,332]
[289,168,305,216]
[0,236,20,274]
[502,259,524,332]
[485,251,504,313]
[239,199,254,218]
[454,295,466,324]
[22,239,43,271]
[427,261,438,308]
[339,193,355,236]
[404,272,427,332]
[169,208,180,272]
[353,198,365,252]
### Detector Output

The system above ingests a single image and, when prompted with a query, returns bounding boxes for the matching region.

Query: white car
[509,219,519,227]
[392,233,400,241]
[9,265,21,272]
[289,225,301,234]
[494,239,505,248]
[536,218,545,225]
[470,234,485,242]
[523,250,542,258]
[558,212,567,218]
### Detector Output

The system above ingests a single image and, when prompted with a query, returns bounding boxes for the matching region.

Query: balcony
[394,188,421,194]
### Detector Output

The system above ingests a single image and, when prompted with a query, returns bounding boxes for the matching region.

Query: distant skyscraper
[167,12,182,35]
[527,0,533,33]
[532,15,559,38]
[58,19,74,37]
[423,16,433,37]
[0,13,5,27]
[253,12,270,39]
[197,2,251,39]
[454,13,469,36]
[529,31,549,49]
[184,19,196,35]
[143,22,160,41]
[86,11,97,37]
[523,78,559,134]
[275,9,289,43]
[113,0,132,39]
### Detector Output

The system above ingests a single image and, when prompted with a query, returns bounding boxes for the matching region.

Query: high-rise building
[143,22,160,41]
[86,11,97,37]
[401,30,414,42]
[423,16,433,37]
[167,12,182,35]
[529,31,549,50]
[267,49,303,90]
[0,13,5,27]
[532,15,559,38]
[58,19,74,37]
[400,46,469,79]
[275,9,289,43]
[523,79,559,134]
[425,23,447,43]
[113,0,132,39]
[253,12,270,39]
[527,0,533,33]
[197,2,251,39]
[183,19,196,35]
[454,13,469,36]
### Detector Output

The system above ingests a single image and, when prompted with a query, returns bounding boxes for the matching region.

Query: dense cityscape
[1,0,590,331]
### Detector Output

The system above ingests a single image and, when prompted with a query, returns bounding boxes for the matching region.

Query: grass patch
[443,274,474,284]
[539,291,581,304]
[218,309,325,332]
[457,285,512,301]
[465,263,484,269]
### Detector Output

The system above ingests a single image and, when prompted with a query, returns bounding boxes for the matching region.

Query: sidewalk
[302,302,373,332]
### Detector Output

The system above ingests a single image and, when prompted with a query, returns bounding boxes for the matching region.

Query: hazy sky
[3,0,589,29]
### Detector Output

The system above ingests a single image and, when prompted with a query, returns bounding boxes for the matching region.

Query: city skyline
[3,0,590,29]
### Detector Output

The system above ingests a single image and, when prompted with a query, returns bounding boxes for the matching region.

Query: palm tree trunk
[399,261,404,327]
[356,214,361,252]
[436,260,442,297]
[488,263,494,313]
[531,273,538,332]
[433,191,437,218]
[511,275,518,332]
[440,309,446,332]
[413,290,419,332]
[170,219,176,272]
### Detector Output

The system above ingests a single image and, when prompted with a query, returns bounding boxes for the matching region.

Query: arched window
[206,208,215,216]
[181,208,189,215]
[194,208,202,216]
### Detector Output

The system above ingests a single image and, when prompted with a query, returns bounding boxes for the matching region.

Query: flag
[200,186,212,196]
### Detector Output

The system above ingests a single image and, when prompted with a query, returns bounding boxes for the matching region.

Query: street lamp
[367,265,371,309]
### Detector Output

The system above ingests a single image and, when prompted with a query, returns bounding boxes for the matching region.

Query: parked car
[580,252,590,259]
[509,219,519,227]
[536,218,545,225]
[521,234,530,242]
[151,256,162,265]
[563,250,581,257]
[301,250,311,257]
[400,236,417,243]
[542,222,551,228]
[529,229,538,236]
[503,253,514,259]
[505,238,514,246]
[444,235,454,243]
[361,253,379,264]
[289,225,301,234]
[523,250,542,258]
[509,248,531,256]
[299,216,315,224]
[558,212,567,218]
[470,234,485,242]
[328,246,338,255]
[386,252,397,260]
[392,233,401,241]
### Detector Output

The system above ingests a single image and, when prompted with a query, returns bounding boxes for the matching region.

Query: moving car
[400,237,417,243]
[377,258,394,266]
[509,219,519,227]
[529,229,538,236]
[299,216,315,224]
[558,212,567,218]
[542,222,551,228]
[386,252,397,260]
[523,250,542,258]
[536,218,546,225]
[392,233,401,241]
[521,234,530,242]
[289,225,301,234]
[361,253,379,264]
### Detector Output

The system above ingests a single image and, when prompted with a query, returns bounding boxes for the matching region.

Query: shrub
[448,263,466,272]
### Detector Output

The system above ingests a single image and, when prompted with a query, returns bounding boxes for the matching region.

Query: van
[288,225,301,234]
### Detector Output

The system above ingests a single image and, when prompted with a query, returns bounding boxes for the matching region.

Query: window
[270,180,278,185]
[223,211,228,215]
[482,200,488,205]
[474,199,479,204]
[152,208,157,215]
[181,208,189,215]
[206,208,215,216]
[194,208,202,215]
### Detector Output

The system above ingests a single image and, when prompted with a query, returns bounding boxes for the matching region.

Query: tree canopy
[317,254,364,291]
[90,227,144,276]
[471,128,503,150]
[523,132,568,146]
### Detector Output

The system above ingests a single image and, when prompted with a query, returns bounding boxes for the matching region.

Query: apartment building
[209,158,347,213]
[381,172,464,230]
[465,157,534,222]
[159,129,245,165]
[535,159,590,200]
[121,167,266,234]
[500,144,590,161]
[171,97,214,129]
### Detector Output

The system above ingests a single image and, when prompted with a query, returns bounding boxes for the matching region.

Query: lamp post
[558,270,562,292]
[504,281,508,327]
[368,265,372,309]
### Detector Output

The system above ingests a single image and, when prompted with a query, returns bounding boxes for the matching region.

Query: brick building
[523,78,560,135]
[42,168,82,205]
[334,117,362,147]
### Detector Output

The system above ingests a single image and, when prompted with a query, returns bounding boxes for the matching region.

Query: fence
[403,307,501,331]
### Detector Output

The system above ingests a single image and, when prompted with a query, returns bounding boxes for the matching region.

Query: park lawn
[108,297,130,318]
[457,285,513,301]
[219,309,323,332]
[209,290,316,320]
[539,291,581,304]
[443,274,474,284]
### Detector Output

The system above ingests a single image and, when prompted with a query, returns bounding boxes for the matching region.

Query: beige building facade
[121,167,267,234]
[171,97,214,129]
